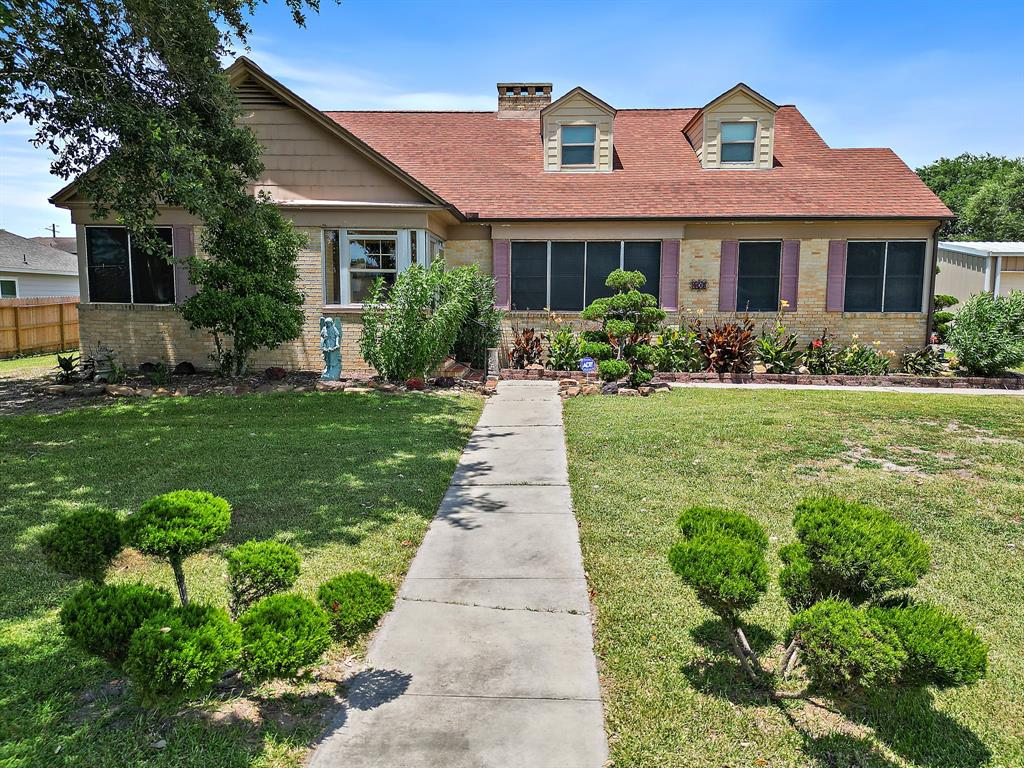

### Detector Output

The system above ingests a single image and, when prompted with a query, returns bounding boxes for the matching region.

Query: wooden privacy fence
[0,297,80,358]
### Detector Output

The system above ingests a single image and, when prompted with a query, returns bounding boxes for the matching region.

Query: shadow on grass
[680,618,778,703]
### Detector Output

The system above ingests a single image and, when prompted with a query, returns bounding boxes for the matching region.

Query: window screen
[86,227,131,303]
[736,241,781,311]
[130,228,174,304]
[511,242,548,310]
[585,242,620,303]
[844,241,886,312]
[624,241,661,301]
[883,241,925,312]
[550,242,585,311]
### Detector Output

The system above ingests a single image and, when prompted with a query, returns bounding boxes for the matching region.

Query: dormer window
[721,122,757,163]
[561,124,596,166]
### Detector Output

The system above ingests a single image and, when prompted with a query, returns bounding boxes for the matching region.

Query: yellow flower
[780,299,790,308]
[873,340,881,346]
[851,333,859,340]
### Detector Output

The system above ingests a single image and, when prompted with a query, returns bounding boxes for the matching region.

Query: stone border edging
[500,368,1024,390]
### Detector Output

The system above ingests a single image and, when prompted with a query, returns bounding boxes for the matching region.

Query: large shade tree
[917,153,1024,240]
[0,0,323,371]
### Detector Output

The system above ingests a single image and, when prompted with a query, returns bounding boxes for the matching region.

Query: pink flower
[929,333,939,344]
[812,339,823,349]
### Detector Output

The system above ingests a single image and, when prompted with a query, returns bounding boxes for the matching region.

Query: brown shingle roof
[326,106,951,220]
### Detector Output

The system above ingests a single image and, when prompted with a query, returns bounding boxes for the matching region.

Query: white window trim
[83,225,175,305]
[735,240,783,312]
[559,123,597,170]
[845,239,929,313]
[323,228,442,308]
[719,120,758,166]
[0,276,18,299]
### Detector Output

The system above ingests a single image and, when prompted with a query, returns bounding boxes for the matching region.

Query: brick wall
[444,240,492,274]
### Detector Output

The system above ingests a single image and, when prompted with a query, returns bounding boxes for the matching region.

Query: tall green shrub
[359,262,477,381]
[947,291,1024,375]
[452,268,503,370]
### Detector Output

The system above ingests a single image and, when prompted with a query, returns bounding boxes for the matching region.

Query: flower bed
[501,368,1024,390]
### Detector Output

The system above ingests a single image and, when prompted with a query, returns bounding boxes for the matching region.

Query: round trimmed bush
[125,603,241,705]
[39,509,123,582]
[872,602,988,688]
[669,532,768,618]
[226,540,301,617]
[240,593,332,679]
[598,358,630,382]
[790,599,906,691]
[59,582,173,667]
[317,572,395,641]
[778,542,818,612]
[792,497,930,603]
[676,506,768,551]
[578,341,613,361]
[127,490,231,604]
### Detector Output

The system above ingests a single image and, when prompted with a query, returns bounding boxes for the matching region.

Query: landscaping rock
[563,386,581,398]
[433,376,456,388]
[138,361,160,374]
[345,386,374,394]
[44,384,75,396]
[105,384,135,397]
[377,382,399,393]
[753,362,768,374]
[135,388,154,398]
[78,384,106,397]
[559,378,578,388]
[638,386,653,396]
[617,388,639,396]
[264,366,287,380]
[315,380,346,392]
[601,382,619,395]
[172,361,197,376]
[234,384,253,395]
[172,388,187,397]
[581,384,600,396]
[152,388,172,397]
[526,363,544,371]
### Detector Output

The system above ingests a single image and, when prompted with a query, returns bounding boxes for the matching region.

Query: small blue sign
[579,356,597,373]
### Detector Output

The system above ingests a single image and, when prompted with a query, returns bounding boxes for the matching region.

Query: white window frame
[720,120,758,165]
[559,123,597,168]
[83,225,175,305]
[0,277,18,299]
[322,228,443,307]
[845,239,929,313]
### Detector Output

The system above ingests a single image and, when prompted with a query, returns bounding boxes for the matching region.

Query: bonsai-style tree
[126,490,231,605]
[580,269,666,387]
[668,507,769,681]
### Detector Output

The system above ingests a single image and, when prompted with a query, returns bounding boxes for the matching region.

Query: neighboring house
[936,242,1024,304]
[0,229,80,300]
[50,57,951,372]
[30,236,78,255]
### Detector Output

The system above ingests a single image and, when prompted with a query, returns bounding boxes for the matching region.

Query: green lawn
[564,389,1024,768]
[0,351,69,379]
[0,391,481,768]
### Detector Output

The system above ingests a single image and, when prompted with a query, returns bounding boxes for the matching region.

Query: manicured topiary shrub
[225,540,301,618]
[790,497,930,604]
[872,602,988,688]
[676,506,768,551]
[39,509,123,583]
[598,358,630,382]
[669,534,768,618]
[317,572,395,642]
[239,593,332,680]
[125,603,241,705]
[790,599,906,691]
[59,582,173,667]
[126,490,231,605]
[778,542,817,611]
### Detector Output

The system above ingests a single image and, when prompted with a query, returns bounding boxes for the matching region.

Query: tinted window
[550,242,585,311]
[0,279,16,299]
[624,241,661,302]
[511,242,548,310]
[844,241,886,312]
[721,122,756,163]
[130,228,174,304]
[562,125,596,143]
[585,242,620,303]
[884,241,926,312]
[736,241,780,312]
[86,227,131,303]
[561,145,594,165]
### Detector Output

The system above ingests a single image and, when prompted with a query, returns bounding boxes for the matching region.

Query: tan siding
[700,90,775,170]
[542,92,614,172]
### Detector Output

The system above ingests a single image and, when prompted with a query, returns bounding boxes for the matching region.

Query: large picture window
[85,226,174,304]
[510,240,661,311]
[736,241,781,312]
[323,229,442,305]
[844,240,926,312]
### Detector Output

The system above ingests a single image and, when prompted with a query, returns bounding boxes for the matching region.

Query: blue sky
[2,0,1021,238]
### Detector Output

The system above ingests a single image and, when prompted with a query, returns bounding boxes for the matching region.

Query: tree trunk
[735,625,764,675]
[171,557,189,606]
[779,637,800,678]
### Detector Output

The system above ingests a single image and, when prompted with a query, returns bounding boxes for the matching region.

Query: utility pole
[46,223,58,237]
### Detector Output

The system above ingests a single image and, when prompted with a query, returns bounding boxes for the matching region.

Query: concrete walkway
[310,381,607,768]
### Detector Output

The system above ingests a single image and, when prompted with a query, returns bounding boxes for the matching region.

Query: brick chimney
[497,82,552,112]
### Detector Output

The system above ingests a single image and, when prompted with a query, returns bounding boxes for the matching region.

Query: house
[50,57,951,373]
[936,241,1024,303]
[0,229,80,300]
[30,236,78,255]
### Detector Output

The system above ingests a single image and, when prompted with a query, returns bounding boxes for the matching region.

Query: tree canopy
[916,153,1024,240]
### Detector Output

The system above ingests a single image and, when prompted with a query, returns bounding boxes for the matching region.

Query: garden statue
[320,316,341,380]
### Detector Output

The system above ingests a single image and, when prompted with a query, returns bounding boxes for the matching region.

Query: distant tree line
[917,154,1024,240]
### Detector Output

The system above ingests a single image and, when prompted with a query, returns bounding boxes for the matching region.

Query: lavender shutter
[780,240,800,312]
[659,239,680,311]
[826,240,847,312]
[718,240,739,312]
[172,225,196,304]
[492,239,511,310]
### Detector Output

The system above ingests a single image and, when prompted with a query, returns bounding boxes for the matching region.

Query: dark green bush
[239,593,332,680]
[127,490,231,604]
[934,294,959,311]
[676,506,768,551]
[226,540,301,618]
[39,509,123,583]
[630,368,654,387]
[778,542,818,611]
[669,532,768,619]
[125,603,241,705]
[652,327,704,372]
[792,497,929,603]
[932,310,955,326]
[947,290,1024,375]
[579,341,613,361]
[580,330,609,344]
[60,582,173,668]
[598,358,630,382]
[317,572,395,641]
[546,328,582,371]
[452,269,503,370]
[790,599,906,691]
[873,602,987,688]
